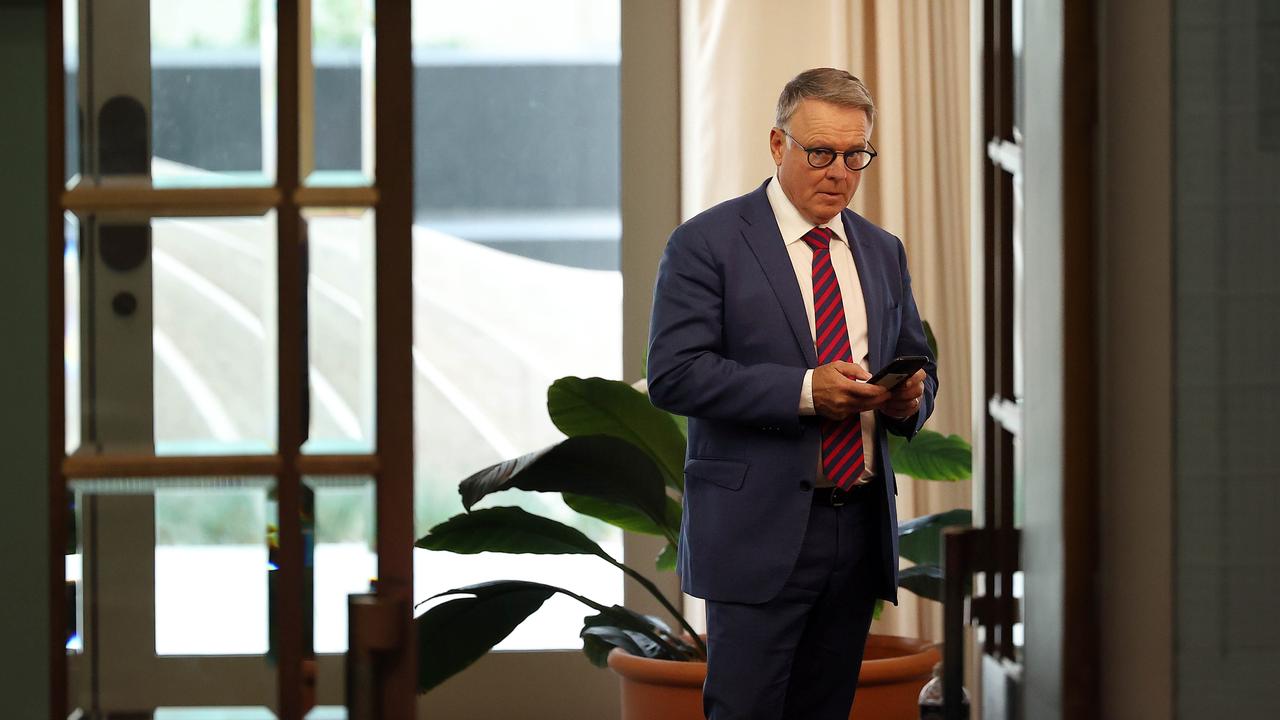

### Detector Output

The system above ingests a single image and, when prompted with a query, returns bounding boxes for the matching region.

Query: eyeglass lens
[807,148,873,171]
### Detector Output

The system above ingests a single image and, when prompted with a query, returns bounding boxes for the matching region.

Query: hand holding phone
[866,355,929,390]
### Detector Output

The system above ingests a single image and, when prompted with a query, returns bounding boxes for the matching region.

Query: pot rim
[605,633,939,687]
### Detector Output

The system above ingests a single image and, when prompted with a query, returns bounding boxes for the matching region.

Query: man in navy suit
[647,68,938,719]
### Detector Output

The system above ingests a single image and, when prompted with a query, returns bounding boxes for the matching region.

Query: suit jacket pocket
[684,457,749,491]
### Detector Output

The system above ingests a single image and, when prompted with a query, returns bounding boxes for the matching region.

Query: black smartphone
[866,355,929,389]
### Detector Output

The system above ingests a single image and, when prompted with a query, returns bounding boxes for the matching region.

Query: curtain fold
[680,0,973,643]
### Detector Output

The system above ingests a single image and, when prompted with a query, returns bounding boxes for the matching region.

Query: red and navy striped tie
[803,226,865,489]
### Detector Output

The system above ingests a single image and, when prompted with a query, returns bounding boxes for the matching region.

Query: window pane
[151,0,275,186]
[63,0,79,185]
[65,212,82,454]
[68,0,276,187]
[67,214,279,456]
[307,475,377,654]
[67,477,276,715]
[303,209,376,454]
[307,0,374,187]
[411,0,623,651]
[153,480,272,655]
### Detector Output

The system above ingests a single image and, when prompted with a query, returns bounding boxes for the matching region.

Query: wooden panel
[1060,0,1100,716]
[63,454,283,479]
[62,185,281,216]
[294,185,379,208]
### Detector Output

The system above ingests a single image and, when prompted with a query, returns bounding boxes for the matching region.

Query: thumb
[834,360,871,381]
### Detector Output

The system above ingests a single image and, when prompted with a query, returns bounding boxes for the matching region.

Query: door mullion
[275,1,307,718]
[372,1,416,717]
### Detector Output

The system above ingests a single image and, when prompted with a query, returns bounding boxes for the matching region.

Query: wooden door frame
[1014,1,1099,718]
[972,0,1100,717]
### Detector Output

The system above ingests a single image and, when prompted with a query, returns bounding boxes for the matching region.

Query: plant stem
[606,557,707,658]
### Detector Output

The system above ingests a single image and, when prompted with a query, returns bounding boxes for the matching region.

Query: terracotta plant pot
[607,633,940,720]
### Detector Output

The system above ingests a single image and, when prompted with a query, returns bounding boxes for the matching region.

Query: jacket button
[799,479,812,491]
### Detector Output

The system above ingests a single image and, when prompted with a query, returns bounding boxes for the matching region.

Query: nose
[825,159,850,181]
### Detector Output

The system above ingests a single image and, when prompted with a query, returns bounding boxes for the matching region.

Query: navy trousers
[702,487,883,720]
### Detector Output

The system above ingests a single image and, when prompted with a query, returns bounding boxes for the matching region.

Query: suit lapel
[842,210,885,371]
[739,186,819,367]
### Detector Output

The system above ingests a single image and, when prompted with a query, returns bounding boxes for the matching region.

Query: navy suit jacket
[647,180,938,605]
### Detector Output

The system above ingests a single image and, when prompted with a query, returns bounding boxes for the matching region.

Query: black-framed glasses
[779,128,877,171]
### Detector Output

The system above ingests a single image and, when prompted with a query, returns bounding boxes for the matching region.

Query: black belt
[811,479,877,507]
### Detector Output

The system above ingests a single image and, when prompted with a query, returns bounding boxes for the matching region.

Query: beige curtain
[680,0,972,643]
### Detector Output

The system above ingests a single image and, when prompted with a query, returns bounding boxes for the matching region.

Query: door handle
[347,590,408,720]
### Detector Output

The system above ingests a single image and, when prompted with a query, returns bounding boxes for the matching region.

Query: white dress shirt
[765,175,877,484]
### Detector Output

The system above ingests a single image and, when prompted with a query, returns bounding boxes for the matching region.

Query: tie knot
[802,226,833,251]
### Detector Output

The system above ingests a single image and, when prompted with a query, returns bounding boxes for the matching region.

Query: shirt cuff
[799,369,816,415]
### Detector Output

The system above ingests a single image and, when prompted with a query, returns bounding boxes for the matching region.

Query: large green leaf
[581,626,651,667]
[898,564,945,603]
[547,376,688,491]
[923,320,938,360]
[581,606,697,663]
[561,492,681,540]
[898,509,973,566]
[656,541,677,572]
[416,580,557,692]
[415,506,610,560]
[458,434,670,530]
[888,430,972,481]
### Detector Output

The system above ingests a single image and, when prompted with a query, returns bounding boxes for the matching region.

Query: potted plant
[415,337,970,719]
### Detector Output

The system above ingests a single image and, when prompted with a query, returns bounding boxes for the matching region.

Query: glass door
[52,1,415,718]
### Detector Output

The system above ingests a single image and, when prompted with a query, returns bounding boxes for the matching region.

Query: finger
[850,382,890,400]
[893,373,926,397]
[903,371,926,390]
[882,397,919,417]
[892,382,924,400]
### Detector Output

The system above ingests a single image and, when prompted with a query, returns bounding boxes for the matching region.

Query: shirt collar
[766,174,848,247]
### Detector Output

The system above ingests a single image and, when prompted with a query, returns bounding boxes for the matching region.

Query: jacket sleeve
[879,236,939,439]
[646,223,807,429]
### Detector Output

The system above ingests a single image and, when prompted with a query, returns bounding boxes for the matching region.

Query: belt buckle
[829,487,847,507]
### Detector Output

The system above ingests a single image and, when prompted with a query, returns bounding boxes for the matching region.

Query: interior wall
[1171,0,1280,715]
[0,1,52,718]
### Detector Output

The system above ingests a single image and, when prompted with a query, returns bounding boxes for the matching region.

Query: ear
[769,128,786,166]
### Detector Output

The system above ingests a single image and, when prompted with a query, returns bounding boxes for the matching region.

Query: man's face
[769,99,872,226]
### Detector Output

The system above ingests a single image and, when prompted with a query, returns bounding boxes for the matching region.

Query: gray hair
[775,68,876,130]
